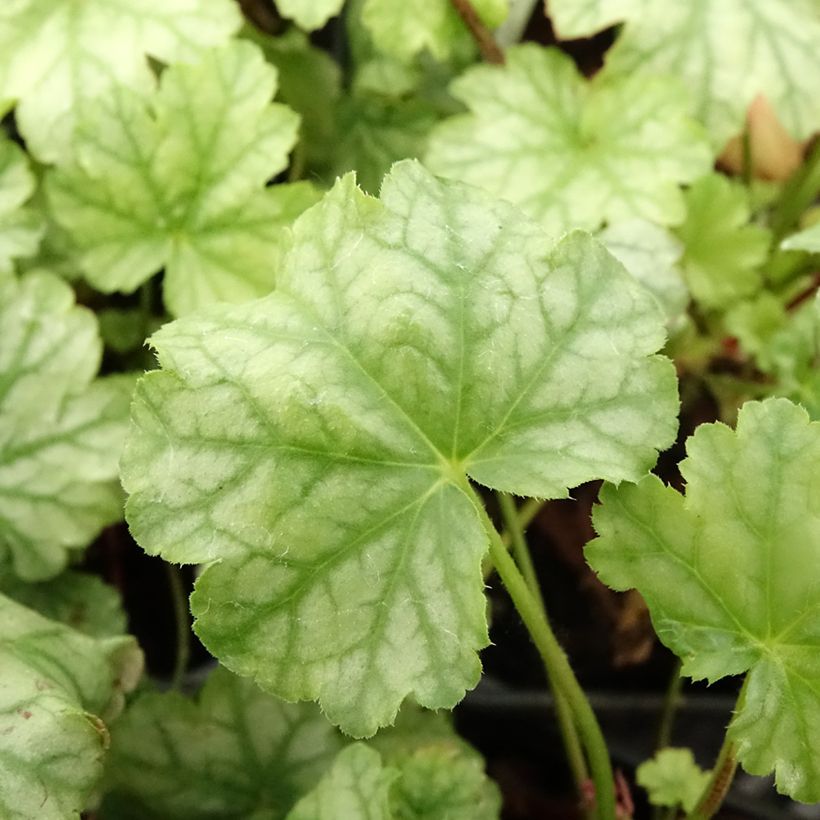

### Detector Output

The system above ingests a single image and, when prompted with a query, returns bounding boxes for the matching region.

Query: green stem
[471,487,616,820]
[165,562,191,691]
[771,139,820,241]
[494,0,539,47]
[656,660,684,751]
[686,678,748,820]
[497,493,591,814]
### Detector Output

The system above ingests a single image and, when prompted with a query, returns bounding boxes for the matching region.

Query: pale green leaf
[548,0,820,145]
[426,45,712,235]
[287,744,397,820]
[0,138,42,272]
[122,161,677,735]
[275,0,345,30]
[102,666,344,819]
[1,571,126,637]
[636,747,710,812]
[46,42,305,316]
[782,220,820,254]
[0,0,241,163]
[0,594,142,820]
[599,219,687,323]
[361,0,507,62]
[588,398,820,802]
[0,272,133,581]
[674,174,770,310]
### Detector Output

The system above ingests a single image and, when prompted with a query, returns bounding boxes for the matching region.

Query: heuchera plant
[2,1,820,818]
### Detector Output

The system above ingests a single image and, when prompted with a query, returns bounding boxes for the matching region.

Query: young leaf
[674,175,770,310]
[122,160,677,735]
[548,0,820,145]
[0,138,43,273]
[636,748,711,812]
[0,272,134,581]
[275,0,345,31]
[598,219,687,323]
[361,0,507,62]
[0,594,142,820]
[426,45,712,235]
[287,744,397,820]
[102,666,344,819]
[47,42,308,317]
[0,0,241,163]
[782,220,820,254]
[1,571,126,637]
[588,398,820,802]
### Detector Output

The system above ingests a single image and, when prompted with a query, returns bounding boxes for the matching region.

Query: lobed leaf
[548,0,820,145]
[426,45,712,236]
[0,272,134,581]
[588,398,820,802]
[0,137,43,273]
[636,747,710,812]
[122,160,677,735]
[0,0,241,163]
[47,42,307,317]
[275,0,345,30]
[102,666,344,819]
[0,594,142,820]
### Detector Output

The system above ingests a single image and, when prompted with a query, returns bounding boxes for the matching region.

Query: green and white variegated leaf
[545,0,645,37]
[426,45,712,236]
[0,138,42,273]
[1,571,126,637]
[102,666,344,819]
[636,748,710,812]
[549,0,820,146]
[0,594,142,820]
[588,398,820,803]
[361,0,507,62]
[288,744,396,820]
[47,42,306,317]
[288,731,500,820]
[275,0,345,30]
[674,174,770,310]
[599,219,687,323]
[0,0,241,163]
[0,272,134,581]
[122,160,677,735]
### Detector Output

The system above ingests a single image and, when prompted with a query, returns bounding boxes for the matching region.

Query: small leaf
[122,160,677,735]
[588,398,820,802]
[636,747,710,812]
[361,0,507,62]
[47,42,306,317]
[0,0,241,162]
[782,221,820,254]
[548,0,820,145]
[0,594,142,820]
[0,272,134,581]
[1,571,126,637]
[287,744,397,820]
[674,174,770,309]
[102,666,344,819]
[426,45,712,235]
[275,0,345,30]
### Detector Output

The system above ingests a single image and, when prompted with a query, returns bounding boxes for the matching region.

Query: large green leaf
[361,0,507,62]
[47,42,308,317]
[102,666,344,819]
[122,160,677,735]
[588,398,820,802]
[0,272,133,581]
[674,174,770,310]
[0,137,42,273]
[426,45,711,235]
[548,0,820,145]
[0,594,142,820]
[0,0,241,163]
